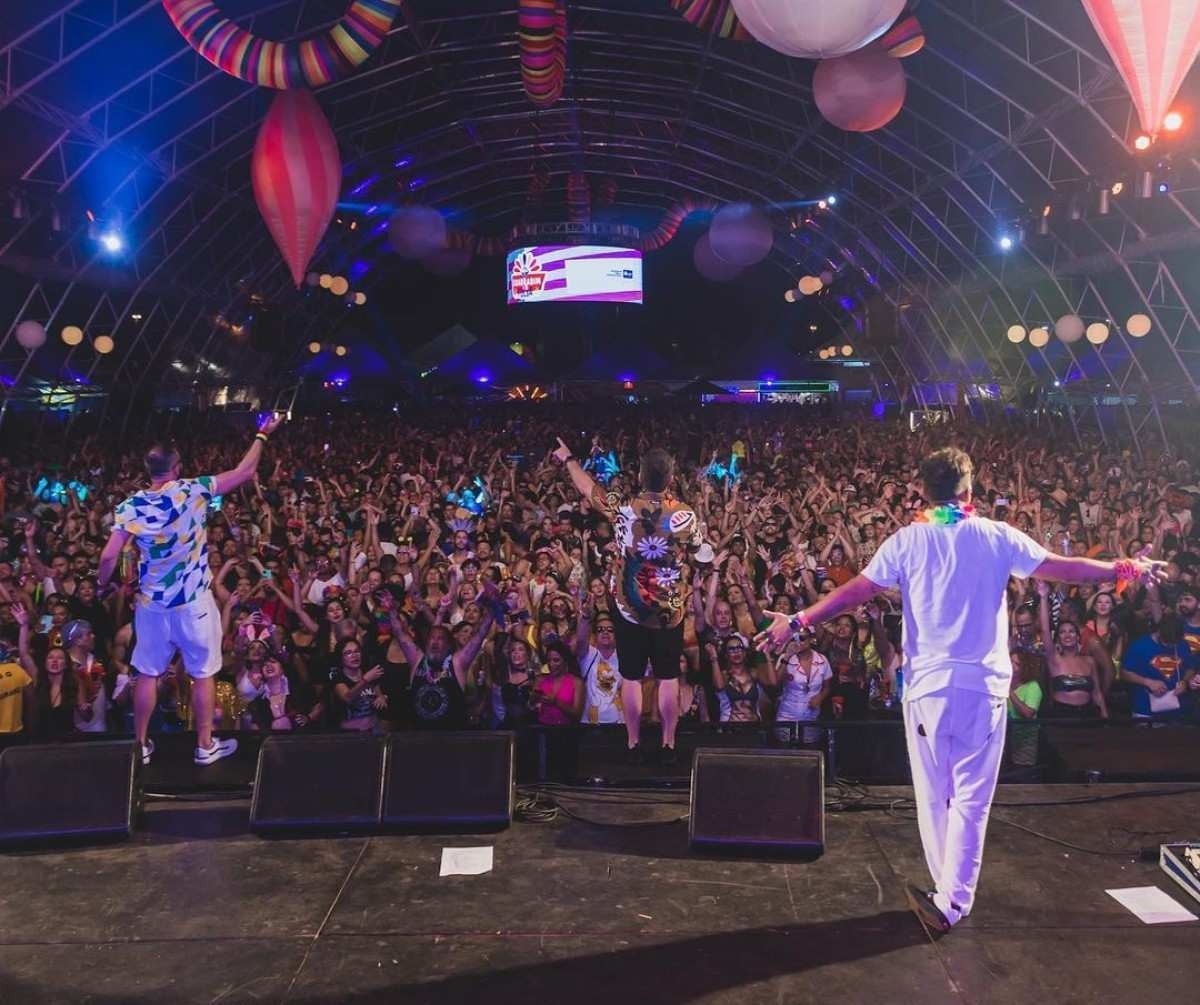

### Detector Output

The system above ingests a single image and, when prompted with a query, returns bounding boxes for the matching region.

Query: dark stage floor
[1,783,1198,1004]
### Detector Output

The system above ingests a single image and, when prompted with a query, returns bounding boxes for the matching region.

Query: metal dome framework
[1,0,1198,447]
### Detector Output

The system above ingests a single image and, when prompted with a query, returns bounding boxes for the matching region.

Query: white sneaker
[140,739,155,766]
[194,736,238,765]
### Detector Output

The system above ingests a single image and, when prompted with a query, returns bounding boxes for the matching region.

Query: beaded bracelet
[1113,558,1138,582]
[789,609,812,637]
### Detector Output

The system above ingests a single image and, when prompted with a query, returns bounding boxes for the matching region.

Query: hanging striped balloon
[251,89,342,286]
[519,0,567,106]
[640,198,720,252]
[669,0,752,40]
[162,0,402,89]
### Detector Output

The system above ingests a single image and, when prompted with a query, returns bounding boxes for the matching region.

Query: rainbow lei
[916,501,976,525]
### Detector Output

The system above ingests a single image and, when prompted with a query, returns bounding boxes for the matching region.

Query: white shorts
[132,592,222,680]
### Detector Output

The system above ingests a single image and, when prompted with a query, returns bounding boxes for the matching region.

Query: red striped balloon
[519,0,566,106]
[252,89,342,287]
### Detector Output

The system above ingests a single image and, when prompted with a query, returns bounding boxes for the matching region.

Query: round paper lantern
[798,275,823,296]
[354,291,367,305]
[1006,325,1027,344]
[1029,327,1050,348]
[1086,322,1110,345]
[784,288,797,302]
[334,344,348,357]
[877,15,925,58]
[709,203,773,267]
[329,276,349,296]
[61,325,84,346]
[819,270,834,286]
[422,245,473,277]
[15,320,47,350]
[319,273,332,288]
[388,205,447,259]
[814,48,907,133]
[251,89,341,288]
[1055,314,1085,343]
[693,232,743,281]
[93,334,115,355]
[308,341,322,354]
[1126,313,1152,337]
[730,0,905,59]
[841,344,853,356]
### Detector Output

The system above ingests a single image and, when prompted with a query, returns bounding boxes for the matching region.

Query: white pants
[131,592,222,680]
[903,685,1006,921]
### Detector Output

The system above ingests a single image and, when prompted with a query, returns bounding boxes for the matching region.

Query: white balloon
[731,0,905,59]
[1054,314,1085,343]
[387,205,446,259]
[15,320,47,350]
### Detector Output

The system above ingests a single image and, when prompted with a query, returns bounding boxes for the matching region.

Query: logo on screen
[623,269,633,279]
[510,251,546,298]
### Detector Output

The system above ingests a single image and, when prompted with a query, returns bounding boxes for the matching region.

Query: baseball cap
[695,543,715,564]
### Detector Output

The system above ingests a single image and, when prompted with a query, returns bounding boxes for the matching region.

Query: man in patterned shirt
[98,413,284,766]
[554,437,703,764]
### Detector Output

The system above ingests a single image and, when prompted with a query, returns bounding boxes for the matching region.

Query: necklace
[915,501,976,525]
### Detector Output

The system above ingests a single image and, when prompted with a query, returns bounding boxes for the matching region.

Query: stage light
[1158,181,1170,194]
[1126,314,1151,338]
[826,195,837,205]
[1111,181,1124,196]
[1006,325,1027,344]
[99,231,123,253]
[818,200,828,210]
[809,324,819,332]
[308,341,321,354]
[1037,214,1051,237]
[1029,327,1050,348]
[1137,170,1154,199]
[762,373,776,385]
[1164,111,1183,132]
[622,379,635,391]
[1085,322,1109,345]
[1053,379,1061,387]
[998,235,1014,251]
[93,334,115,354]
[61,325,83,346]
[1098,187,1111,215]
[50,207,62,232]
[1069,195,1083,221]
[476,374,491,384]
[334,344,348,356]
[841,345,853,356]
[1134,134,1152,151]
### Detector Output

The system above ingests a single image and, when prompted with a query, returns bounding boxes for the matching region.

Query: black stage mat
[1,783,1197,1003]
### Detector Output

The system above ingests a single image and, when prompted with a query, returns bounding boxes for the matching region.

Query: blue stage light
[99,231,124,253]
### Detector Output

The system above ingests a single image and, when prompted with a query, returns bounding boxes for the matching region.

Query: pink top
[534,673,577,726]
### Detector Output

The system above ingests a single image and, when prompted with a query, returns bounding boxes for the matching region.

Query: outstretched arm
[211,413,284,497]
[754,574,883,652]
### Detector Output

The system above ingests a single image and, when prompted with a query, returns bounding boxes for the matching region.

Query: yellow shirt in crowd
[0,661,32,733]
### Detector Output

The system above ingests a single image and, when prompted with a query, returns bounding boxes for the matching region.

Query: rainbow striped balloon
[162,0,401,89]
[519,0,566,106]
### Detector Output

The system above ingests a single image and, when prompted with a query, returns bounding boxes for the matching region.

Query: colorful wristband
[1113,559,1138,582]
[255,432,269,444]
[789,610,812,636]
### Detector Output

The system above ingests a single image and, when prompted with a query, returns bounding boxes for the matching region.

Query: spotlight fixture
[1137,170,1154,199]
[809,324,819,333]
[826,195,837,205]
[1158,181,1170,194]
[1110,181,1124,196]
[998,235,1014,251]
[308,341,321,354]
[1134,134,1152,151]
[1098,187,1111,215]
[1069,195,1083,221]
[61,325,84,346]
[1164,111,1183,132]
[99,232,123,253]
[1037,214,1051,237]
[817,200,828,210]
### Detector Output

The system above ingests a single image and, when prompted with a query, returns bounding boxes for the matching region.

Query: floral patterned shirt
[594,488,703,629]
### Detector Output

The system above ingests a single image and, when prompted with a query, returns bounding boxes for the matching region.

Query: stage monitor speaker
[383,732,514,832]
[689,748,824,858]
[0,740,139,848]
[250,734,386,835]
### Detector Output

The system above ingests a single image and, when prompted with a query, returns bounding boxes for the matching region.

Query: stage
[1,782,1197,1004]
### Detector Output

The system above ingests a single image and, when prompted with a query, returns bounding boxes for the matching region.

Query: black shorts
[612,615,684,681]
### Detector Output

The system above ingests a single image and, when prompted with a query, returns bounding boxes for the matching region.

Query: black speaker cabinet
[250,733,386,835]
[383,731,514,832]
[0,740,140,848]
[689,748,824,858]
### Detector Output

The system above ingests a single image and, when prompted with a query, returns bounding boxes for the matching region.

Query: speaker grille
[383,731,513,831]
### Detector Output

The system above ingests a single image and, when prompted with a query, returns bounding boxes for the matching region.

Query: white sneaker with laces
[194,736,238,765]
[140,739,155,766]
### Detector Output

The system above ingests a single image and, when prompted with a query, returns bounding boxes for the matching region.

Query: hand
[1035,579,1050,598]
[1146,679,1168,697]
[1174,680,1188,697]
[753,610,795,654]
[372,693,389,711]
[258,412,285,437]
[1130,544,1169,586]
[864,601,881,622]
[11,603,28,627]
[552,437,573,463]
[807,695,823,710]
[23,518,36,539]
[364,665,385,684]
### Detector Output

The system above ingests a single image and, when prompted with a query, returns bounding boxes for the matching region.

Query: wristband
[1113,559,1138,583]
[789,610,812,636]
[255,432,269,444]
[555,453,575,466]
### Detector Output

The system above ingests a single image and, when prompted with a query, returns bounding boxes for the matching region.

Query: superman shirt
[594,488,703,629]
[114,477,216,610]
[1121,634,1194,717]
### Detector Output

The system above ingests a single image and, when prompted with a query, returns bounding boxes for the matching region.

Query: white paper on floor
[1106,886,1198,924]
[439,846,494,877]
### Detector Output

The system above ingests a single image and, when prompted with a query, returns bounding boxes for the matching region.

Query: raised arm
[211,413,284,497]
[552,437,607,509]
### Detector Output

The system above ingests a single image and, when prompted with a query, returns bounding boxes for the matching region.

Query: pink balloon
[694,233,743,281]
[423,246,472,276]
[709,203,773,268]
[388,205,447,259]
[814,49,907,133]
[251,90,341,288]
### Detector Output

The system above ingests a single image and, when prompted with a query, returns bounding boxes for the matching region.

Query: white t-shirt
[305,572,346,606]
[862,517,1048,700]
[776,651,833,721]
[580,646,623,724]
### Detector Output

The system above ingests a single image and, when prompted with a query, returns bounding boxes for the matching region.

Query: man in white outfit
[756,447,1165,933]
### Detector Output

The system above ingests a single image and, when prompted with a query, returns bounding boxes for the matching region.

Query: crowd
[0,405,1197,763]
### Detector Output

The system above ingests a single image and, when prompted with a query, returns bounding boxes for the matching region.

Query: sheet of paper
[439,846,494,877]
[1106,886,1197,924]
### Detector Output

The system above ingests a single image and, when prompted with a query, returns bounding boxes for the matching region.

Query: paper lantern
[308,341,322,354]
[61,325,84,346]
[841,344,853,356]
[1126,313,1152,337]
[798,275,823,296]
[252,89,341,288]
[15,320,47,350]
[1086,322,1110,345]
[329,276,349,296]
[1029,327,1050,348]
[784,288,797,302]
[814,48,907,133]
[335,344,348,356]
[319,273,333,288]
[730,0,905,58]
[422,245,473,277]
[819,270,834,286]
[1006,325,1027,344]
[93,334,115,354]
[709,203,773,267]
[388,205,447,259]
[693,232,744,281]
[1055,314,1085,343]
[519,0,566,106]
[354,291,367,305]
[877,14,925,58]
